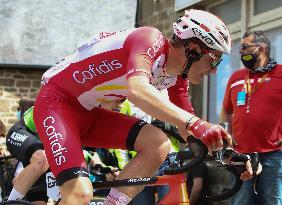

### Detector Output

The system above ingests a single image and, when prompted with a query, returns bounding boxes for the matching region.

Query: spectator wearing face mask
[221,30,282,205]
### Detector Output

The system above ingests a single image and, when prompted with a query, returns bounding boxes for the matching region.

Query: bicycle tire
[1,199,35,205]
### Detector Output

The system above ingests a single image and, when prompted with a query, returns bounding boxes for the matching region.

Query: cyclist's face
[188,49,223,84]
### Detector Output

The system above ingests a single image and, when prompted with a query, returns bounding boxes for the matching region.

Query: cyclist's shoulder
[135,26,163,35]
[7,119,25,135]
[127,26,165,43]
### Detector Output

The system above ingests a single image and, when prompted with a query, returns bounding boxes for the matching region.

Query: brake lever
[164,135,208,175]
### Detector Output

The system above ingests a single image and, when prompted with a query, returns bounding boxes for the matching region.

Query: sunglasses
[201,48,223,70]
[240,44,259,50]
[208,53,223,69]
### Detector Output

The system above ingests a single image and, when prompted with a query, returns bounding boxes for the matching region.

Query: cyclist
[6,102,49,205]
[33,9,256,205]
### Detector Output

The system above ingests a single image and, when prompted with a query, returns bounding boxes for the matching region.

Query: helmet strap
[181,40,203,79]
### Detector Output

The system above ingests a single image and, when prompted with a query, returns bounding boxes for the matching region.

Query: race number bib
[46,172,61,201]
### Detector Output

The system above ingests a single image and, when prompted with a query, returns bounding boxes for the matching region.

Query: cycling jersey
[34,26,192,185]
[23,106,36,133]
[41,26,192,111]
[223,64,282,153]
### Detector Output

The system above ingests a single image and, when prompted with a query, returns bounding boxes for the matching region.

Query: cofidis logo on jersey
[146,34,164,59]
[43,116,67,166]
[73,59,122,84]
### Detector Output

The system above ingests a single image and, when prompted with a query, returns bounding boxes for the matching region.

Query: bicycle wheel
[1,199,35,205]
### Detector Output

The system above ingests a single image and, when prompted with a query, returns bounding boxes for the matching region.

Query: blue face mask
[16,111,21,120]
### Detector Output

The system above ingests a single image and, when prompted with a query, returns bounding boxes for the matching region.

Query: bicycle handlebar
[164,135,208,175]
[91,130,259,202]
[162,131,259,202]
[204,146,259,202]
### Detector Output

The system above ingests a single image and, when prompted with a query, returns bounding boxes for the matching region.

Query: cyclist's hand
[230,154,262,181]
[240,160,262,180]
[178,126,193,142]
[189,119,233,152]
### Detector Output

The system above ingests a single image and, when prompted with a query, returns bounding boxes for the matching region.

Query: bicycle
[1,136,258,205]
[90,136,259,205]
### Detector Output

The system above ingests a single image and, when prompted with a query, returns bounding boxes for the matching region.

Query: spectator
[6,99,50,204]
[221,30,282,205]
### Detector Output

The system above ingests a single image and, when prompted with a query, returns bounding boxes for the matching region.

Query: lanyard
[244,72,268,96]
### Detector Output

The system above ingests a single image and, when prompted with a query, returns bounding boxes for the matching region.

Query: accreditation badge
[237,91,246,106]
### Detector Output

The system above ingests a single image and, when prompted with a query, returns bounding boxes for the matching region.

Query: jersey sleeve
[167,76,195,114]
[223,75,234,114]
[124,27,167,79]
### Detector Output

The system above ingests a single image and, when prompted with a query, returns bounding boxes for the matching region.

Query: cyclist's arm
[126,27,233,148]
[167,75,195,114]
[127,76,198,132]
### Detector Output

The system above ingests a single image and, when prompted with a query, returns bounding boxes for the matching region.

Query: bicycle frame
[91,136,208,205]
[2,135,256,205]
[91,135,258,204]
[156,174,188,205]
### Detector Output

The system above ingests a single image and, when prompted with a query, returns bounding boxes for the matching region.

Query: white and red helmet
[173,9,231,54]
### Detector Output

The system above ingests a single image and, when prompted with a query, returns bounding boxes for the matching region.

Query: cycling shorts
[6,120,44,166]
[34,83,147,186]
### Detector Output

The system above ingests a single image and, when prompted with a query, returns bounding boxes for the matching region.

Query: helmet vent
[190,18,200,26]
[208,33,220,46]
[219,31,229,44]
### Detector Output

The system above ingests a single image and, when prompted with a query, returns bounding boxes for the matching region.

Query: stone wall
[0,68,45,130]
[0,0,136,65]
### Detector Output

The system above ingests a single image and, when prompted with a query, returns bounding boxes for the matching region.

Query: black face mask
[241,50,259,69]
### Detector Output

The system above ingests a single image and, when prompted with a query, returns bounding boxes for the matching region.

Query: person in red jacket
[221,30,282,205]
[34,9,255,205]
